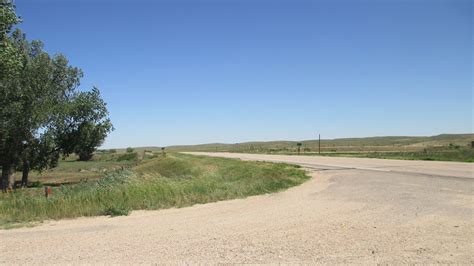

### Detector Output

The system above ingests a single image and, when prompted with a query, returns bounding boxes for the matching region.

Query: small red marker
[44,186,52,198]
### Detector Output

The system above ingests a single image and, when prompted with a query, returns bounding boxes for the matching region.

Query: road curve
[1,153,473,264]
[186,152,474,179]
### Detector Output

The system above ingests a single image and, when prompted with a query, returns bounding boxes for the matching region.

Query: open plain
[1,153,472,264]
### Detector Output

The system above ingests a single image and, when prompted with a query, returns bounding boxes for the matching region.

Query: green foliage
[0,154,309,226]
[126,147,134,153]
[0,0,21,36]
[116,152,138,162]
[0,1,22,78]
[0,2,112,189]
[315,147,474,162]
[26,154,137,186]
[29,180,42,188]
[103,206,131,217]
[135,156,198,178]
[64,88,113,161]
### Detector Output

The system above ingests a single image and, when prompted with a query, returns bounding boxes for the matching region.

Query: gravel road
[1,153,472,264]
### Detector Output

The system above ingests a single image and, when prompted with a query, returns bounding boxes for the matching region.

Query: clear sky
[15,0,472,148]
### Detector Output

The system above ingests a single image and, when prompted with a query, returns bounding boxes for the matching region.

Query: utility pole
[318,134,321,154]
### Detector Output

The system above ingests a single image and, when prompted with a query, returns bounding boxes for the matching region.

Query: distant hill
[163,133,474,153]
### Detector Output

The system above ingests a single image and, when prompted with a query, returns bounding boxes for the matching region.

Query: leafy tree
[126,147,134,153]
[0,0,22,79]
[74,122,111,161]
[1,0,23,190]
[0,1,113,190]
[296,142,302,154]
[60,88,113,161]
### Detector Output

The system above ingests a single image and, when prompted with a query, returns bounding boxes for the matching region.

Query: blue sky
[15,0,472,148]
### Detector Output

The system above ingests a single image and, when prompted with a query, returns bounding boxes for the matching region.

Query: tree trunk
[1,164,13,192]
[8,171,15,191]
[78,152,93,161]
[21,160,30,188]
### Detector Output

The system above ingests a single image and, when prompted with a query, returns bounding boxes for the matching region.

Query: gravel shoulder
[1,153,472,264]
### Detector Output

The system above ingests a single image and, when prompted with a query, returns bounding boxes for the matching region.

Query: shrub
[126,147,134,153]
[117,152,138,161]
[29,181,42,188]
[103,206,131,217]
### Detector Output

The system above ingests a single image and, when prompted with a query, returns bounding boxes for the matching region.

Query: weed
[0,154,309,228]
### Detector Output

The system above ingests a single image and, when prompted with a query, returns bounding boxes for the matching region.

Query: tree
[0,0,22,79]
[62,88,113,161]
[1,0,23,190]
[74,122,111,161]
[296,143,302,154]
[0,2,113,190]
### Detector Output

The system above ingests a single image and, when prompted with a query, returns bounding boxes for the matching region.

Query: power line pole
[318,134,321,154]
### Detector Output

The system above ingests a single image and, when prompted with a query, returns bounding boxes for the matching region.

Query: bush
[109,149,117,153]
[126,147,134,153]
[103,206,131,217]
[29,181,42,188]
[117,152,138,161]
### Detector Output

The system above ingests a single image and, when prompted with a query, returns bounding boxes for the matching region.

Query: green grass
[315,148,474,162]
[26,152,142,185]
[0,154,309,228]
[266,146,474,162]
[243,146,473,162]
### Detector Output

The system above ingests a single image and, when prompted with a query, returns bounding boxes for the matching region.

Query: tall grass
[0,154,309,227]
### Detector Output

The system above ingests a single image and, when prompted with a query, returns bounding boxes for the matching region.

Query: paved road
[188,152,474,179]
[1,153,472,264]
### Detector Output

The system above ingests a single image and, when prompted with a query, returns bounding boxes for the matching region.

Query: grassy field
[0,153,308,228]
[26,149,147,186]
[163,134,474,162]
[314,147,474,162]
